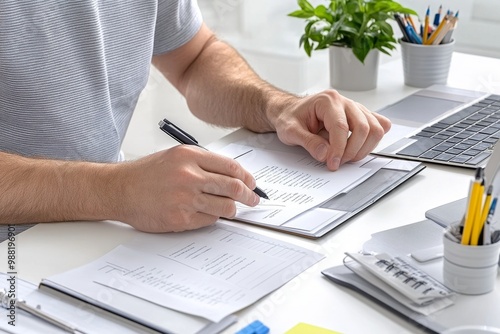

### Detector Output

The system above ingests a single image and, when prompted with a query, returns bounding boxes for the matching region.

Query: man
[0,1,390,233]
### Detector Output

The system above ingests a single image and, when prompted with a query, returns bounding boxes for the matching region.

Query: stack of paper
[37,223,324,333]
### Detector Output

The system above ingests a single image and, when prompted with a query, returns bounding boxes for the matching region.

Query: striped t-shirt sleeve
[153,0,203,55]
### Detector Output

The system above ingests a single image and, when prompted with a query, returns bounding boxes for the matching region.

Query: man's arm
[153,24,391,171]
[152,23,285,133]
[0,152,120,224]
[0,147,259,232]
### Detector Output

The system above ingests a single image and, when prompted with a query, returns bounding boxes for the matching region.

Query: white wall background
[122,0,500,159]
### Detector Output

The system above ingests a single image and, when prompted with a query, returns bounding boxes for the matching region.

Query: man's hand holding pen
[116,145,260,233]
[159,119,269,199]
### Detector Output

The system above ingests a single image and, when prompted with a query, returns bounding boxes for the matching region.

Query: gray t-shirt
[0,0,202,162]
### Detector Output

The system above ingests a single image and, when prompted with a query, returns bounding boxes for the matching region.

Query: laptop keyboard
[396,94,500,167]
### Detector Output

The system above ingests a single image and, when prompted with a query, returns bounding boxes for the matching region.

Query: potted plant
[288,0,417,91]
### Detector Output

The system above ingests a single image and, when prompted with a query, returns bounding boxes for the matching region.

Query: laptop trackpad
[377,95,463,127]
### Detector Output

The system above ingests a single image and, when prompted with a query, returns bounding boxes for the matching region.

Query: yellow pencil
[426,14,448,45]
[471,185,492,246]
[470,186,492,246]
[431,17,455,45]
[480,185,493,227]
[462,168,483,245]
[423,6,430,44]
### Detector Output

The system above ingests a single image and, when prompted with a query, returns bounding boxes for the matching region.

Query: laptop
[373,85,500,168]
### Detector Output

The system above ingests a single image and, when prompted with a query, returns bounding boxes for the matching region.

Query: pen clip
[158,119,199,145]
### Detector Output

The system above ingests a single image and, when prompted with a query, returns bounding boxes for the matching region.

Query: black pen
[158,118,269,200]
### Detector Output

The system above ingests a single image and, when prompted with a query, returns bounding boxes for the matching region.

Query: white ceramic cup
[400,39,455,88]
[442,235,500,295]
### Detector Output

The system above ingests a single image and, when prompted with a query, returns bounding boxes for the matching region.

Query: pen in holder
[400,39,454,88]
[442,167,500,294]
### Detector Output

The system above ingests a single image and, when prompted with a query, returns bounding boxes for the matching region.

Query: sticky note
[285,322,341,334]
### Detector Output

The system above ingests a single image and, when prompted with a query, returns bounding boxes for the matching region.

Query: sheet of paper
[374,123,417,152]
[44,223,324,323]
[216,144,372,226]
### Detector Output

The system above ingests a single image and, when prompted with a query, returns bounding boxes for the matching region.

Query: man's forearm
[179,37,298,132]
[0,152,121,224]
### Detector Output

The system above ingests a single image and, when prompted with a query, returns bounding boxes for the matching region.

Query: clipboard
[209,132,425,239]
[299,160,425,238]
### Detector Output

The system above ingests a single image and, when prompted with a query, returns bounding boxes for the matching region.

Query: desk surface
[2,52,500,334]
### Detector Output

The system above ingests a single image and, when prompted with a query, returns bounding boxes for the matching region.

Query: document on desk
[217,143,375,225]
[210,134,425,238]
[41,223,324,331]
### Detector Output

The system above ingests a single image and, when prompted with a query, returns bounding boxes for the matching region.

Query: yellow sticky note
[285,322,341,334]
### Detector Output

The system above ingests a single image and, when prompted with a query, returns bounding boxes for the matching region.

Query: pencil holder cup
[400,39,455,88]
[442,235,500,295]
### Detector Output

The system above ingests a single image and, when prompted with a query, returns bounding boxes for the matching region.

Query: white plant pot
[329,46,379,91]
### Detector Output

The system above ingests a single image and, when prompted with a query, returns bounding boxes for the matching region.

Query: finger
[171,210,219,232]
[340,105,371,163]
[190,192,240,219]
[349,107,391,161]
[293,92,350,169]
[340,103,389,163]
[130,206,218,233]
[372,112,392,133]
[321,102,351,170]
[183,148,260,205]
[283,126,331,162]
[196,150,257,190]
[356,103,391,134]
[202,172,260,207]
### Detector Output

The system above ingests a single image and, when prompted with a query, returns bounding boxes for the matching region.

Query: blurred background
[122,0,500,159]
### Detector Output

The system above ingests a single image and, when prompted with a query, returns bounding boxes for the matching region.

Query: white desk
[1,52,500,334]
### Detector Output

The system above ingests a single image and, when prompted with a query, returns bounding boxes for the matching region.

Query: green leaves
[288,0,417,63]
[288,0,316,18]
[298,0,315,12]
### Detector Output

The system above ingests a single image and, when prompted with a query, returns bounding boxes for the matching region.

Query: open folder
[11,222,323,334]
[209,131,425,238]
